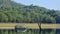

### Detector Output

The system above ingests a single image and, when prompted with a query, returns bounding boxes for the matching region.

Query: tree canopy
[0,0,60,23]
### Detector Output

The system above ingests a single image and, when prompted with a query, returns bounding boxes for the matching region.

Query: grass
[0,23,60,29]
[0,23,39,29]
[41,24,60,29]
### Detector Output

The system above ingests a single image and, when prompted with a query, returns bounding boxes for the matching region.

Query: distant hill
[0,0,60,23]
[0,0,25,11]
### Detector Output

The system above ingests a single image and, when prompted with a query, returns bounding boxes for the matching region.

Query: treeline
[0,0,60,23]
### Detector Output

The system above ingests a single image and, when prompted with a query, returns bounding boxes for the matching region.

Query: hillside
[0,0,60,23]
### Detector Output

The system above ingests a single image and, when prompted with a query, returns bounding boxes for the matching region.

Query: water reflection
[41,29,56,34]
[56,29,60,34]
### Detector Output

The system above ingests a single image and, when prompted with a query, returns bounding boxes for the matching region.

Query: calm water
[41,29,60,34]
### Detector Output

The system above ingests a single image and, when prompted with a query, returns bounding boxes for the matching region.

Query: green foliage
[0,0,60,23]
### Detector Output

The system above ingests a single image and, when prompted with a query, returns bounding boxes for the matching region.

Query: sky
[13,0,60,10]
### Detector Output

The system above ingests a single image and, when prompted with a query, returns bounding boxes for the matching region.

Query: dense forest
[0,0,60,23]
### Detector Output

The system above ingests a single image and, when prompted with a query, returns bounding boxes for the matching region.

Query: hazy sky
[13,0,60,10]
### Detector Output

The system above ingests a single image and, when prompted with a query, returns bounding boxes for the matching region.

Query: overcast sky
[13,0,60,10]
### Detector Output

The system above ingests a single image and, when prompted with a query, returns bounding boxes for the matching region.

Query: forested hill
[0,0,60,23]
